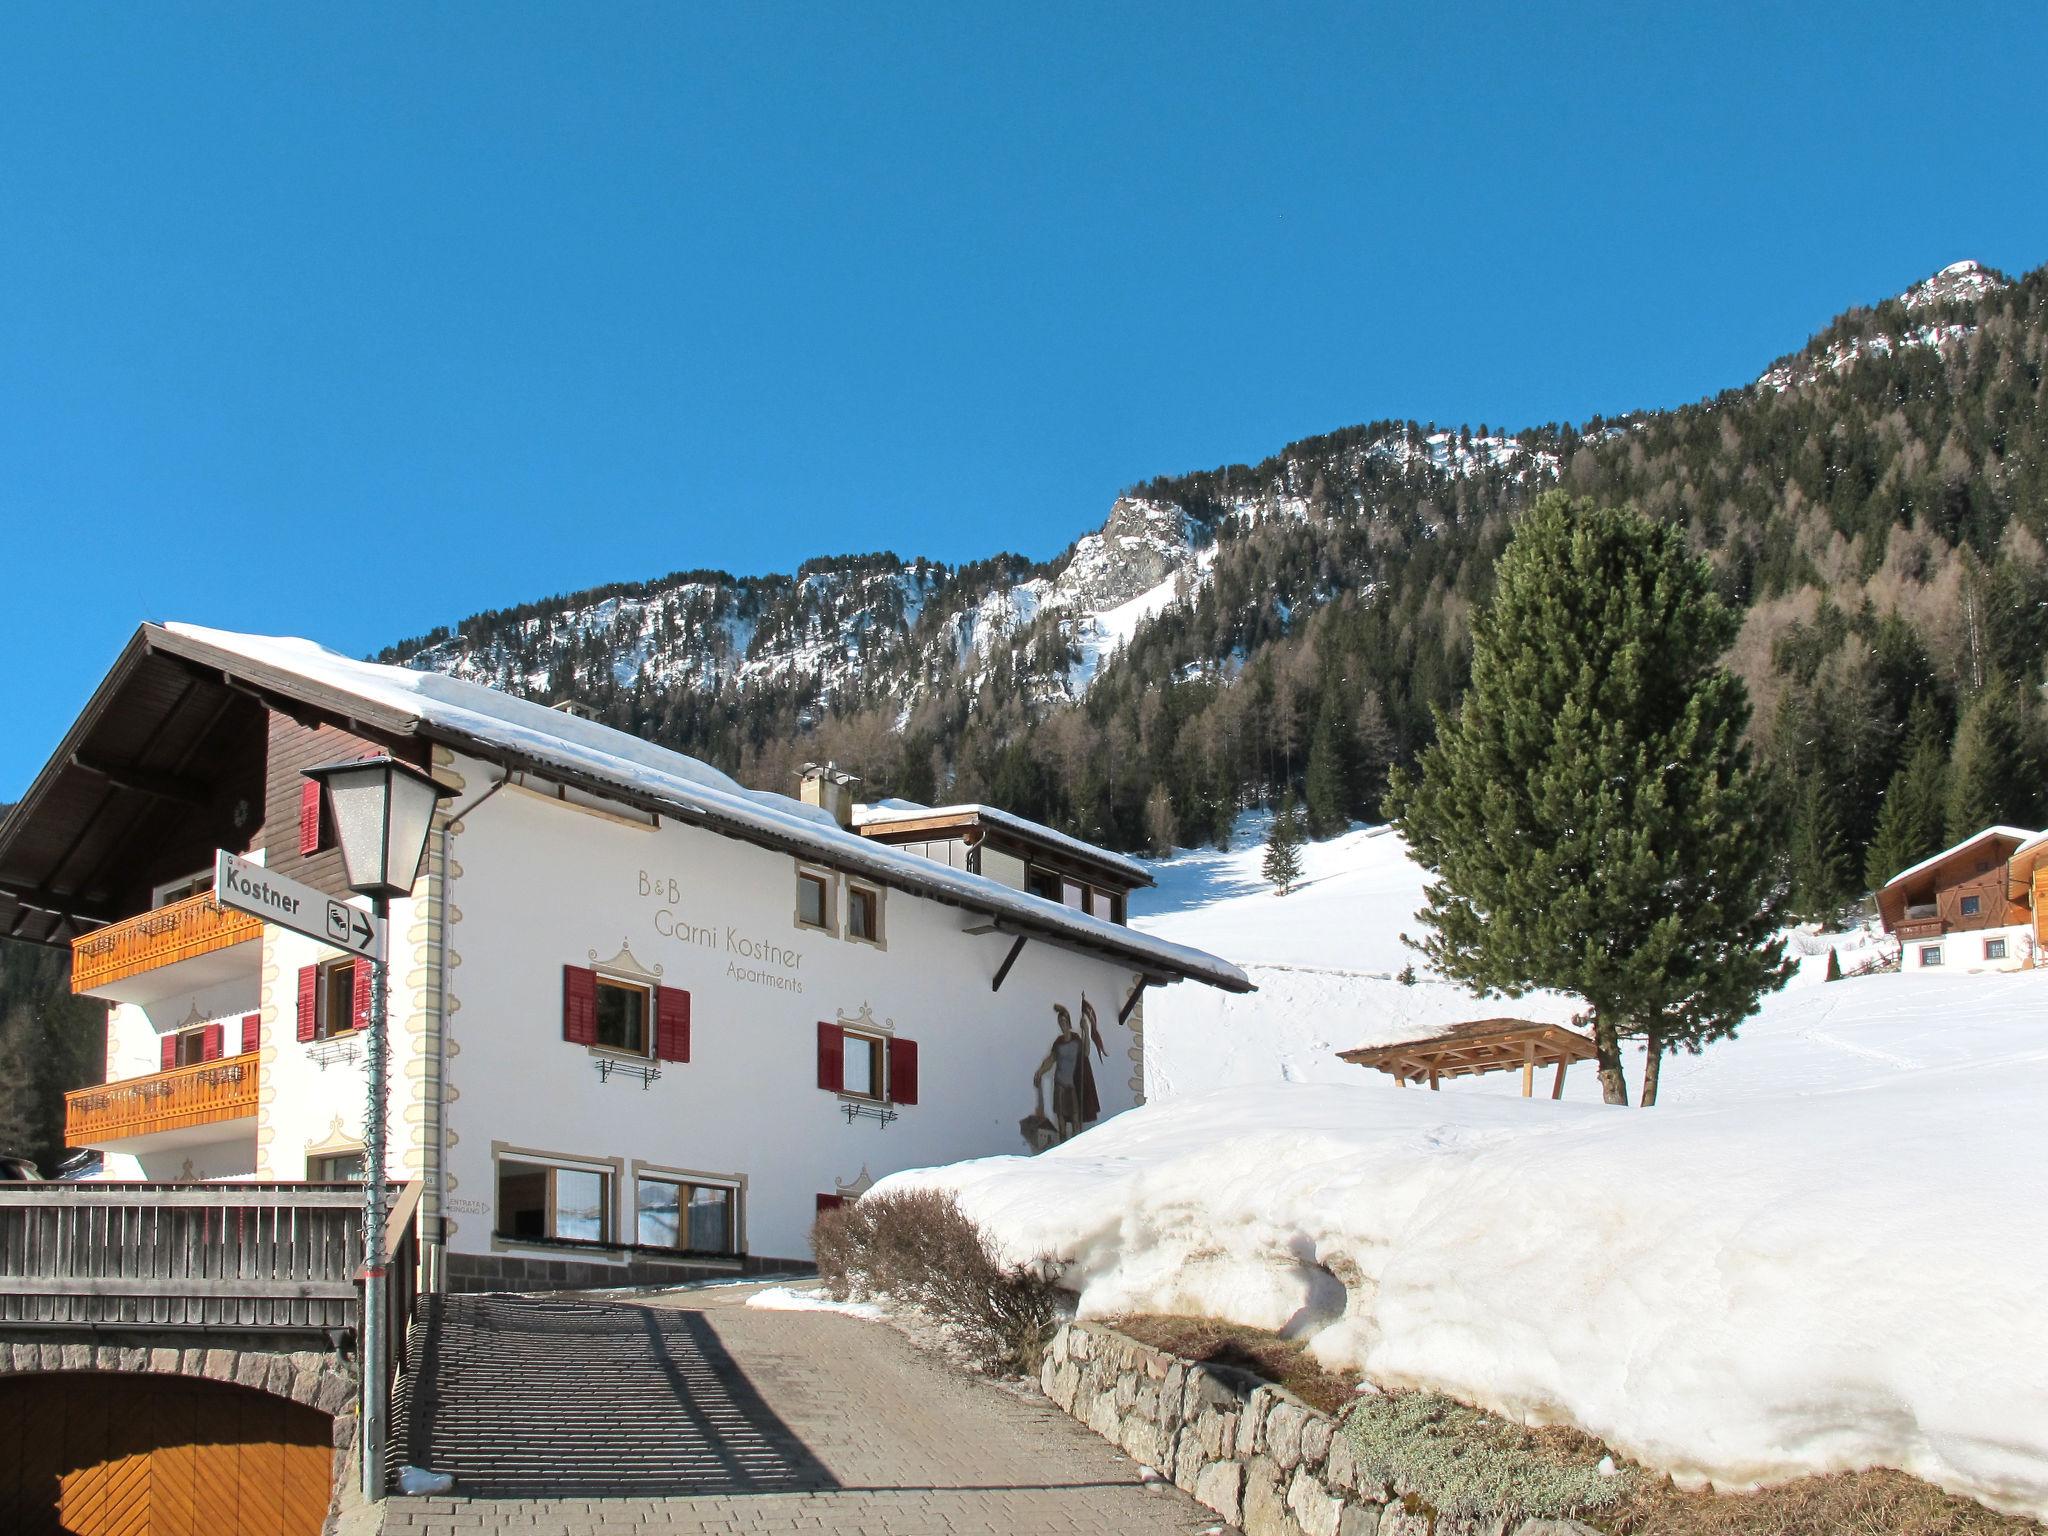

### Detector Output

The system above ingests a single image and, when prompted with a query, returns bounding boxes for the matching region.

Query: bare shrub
[812,1188,1064,1372]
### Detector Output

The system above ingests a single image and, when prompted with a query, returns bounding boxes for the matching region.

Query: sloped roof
[1879,826,2039,892]
[853,799,1155,887]
[0,624,1250,994]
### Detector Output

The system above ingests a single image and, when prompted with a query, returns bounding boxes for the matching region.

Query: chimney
[798,762,859,830]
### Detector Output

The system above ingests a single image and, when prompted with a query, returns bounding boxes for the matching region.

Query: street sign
[214,849,385,961]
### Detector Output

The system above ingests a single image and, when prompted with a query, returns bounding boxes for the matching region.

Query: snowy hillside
[1128,818,1890,1102]
[880,827,2048,1518]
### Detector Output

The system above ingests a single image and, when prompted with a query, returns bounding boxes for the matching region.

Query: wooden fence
[0,1182,416,1337]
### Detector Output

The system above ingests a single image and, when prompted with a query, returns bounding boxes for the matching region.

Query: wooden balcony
[70,891,262,998]
[65,1053,260,1148]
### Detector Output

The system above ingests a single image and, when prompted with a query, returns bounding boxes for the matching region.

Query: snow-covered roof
[155,625,1248,993]
[854,799,1154,886]
[1880,826,2040,891]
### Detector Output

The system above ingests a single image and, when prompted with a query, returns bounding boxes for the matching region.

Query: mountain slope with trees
[390,257,2048,901]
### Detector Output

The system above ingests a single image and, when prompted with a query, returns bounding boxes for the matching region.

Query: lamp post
[303,754,453,1502]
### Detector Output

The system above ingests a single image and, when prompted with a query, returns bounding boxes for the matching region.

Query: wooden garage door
[0,1372,332,1536]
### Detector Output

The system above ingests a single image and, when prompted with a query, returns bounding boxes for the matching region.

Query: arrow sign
[214,850,385,961]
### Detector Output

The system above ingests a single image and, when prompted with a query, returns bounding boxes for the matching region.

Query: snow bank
[882,973,2048,1515]
[744,1285,886,1320]
[883,822,2048,1516]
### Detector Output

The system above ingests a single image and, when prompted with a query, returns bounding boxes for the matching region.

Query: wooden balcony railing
[0,1183,387,1333]
[70,891,262,996]
[65,1053,260,1147]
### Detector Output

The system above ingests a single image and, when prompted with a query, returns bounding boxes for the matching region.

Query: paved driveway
[376,1283,1224,1534]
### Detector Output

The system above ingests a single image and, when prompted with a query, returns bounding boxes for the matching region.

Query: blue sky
[3,2,2045,796]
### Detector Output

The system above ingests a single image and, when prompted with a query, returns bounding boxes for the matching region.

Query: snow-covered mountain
[1755,258,2011,391]
[383,256,2031,784]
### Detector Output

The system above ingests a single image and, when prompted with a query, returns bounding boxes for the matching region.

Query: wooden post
[1551,1060,1568,1099]
[1427,1067,1439,1091]
[1520,1040,1535,1098]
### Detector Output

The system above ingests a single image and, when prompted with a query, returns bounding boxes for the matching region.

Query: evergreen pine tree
[1863,698,1950,891]
[1262,795,1306,896]
[1303,694,1349,837]
[1786,770,1852,921]
[1945,676,2035,842]
[1388,493,1792,1106]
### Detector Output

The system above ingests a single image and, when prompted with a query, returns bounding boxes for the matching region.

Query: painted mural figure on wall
[1023,998,1107,1151]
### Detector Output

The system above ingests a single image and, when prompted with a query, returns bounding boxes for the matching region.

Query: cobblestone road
[373,1282,1225,1534]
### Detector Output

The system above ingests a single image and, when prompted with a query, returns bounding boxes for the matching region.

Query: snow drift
[877,827,2048,1517]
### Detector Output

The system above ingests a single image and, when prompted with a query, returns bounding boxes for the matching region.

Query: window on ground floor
[635,1175,738,1254]
[497,1156,613,1245]
[310,1151,366,1182]
[1985,938,2008,961]
[1919,944,1944,967]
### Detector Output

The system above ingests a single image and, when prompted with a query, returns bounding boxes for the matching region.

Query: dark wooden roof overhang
[0,625,418,946]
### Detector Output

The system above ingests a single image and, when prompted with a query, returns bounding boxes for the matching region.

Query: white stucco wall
[1901,924,2035,974]
[435,762,1148,1265]
[258,891,427,1181]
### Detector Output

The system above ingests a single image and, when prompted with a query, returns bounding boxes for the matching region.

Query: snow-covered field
[878,823,2048,1518]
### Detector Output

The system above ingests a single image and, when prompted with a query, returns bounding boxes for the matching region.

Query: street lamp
[303,755,452,1503]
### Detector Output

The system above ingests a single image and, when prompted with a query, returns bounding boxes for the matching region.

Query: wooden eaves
[1338,1018,1598,1098]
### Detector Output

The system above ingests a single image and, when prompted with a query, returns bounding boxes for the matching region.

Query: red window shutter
[815,1194,845,1215]
[816,1022,844,1093]
[298,780,322,855]
[887,1037,919,1106]
[241,1014,261,1056]
[297,965,319,1042]
[160,1034,178,1071]
[655,986,691,1063]
[563,965,597,1046]
[201,1023,224,1061]
[351,960,373,1030]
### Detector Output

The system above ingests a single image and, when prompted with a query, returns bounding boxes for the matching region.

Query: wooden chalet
[1875,826,2041,973]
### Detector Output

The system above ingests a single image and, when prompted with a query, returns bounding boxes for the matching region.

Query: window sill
[491,1232,744,1267]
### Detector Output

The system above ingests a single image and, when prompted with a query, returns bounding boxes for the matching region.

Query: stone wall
[1039,1321,1596,1536]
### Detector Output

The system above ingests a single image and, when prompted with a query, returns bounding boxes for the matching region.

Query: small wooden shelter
[1338,1018,1598,1098]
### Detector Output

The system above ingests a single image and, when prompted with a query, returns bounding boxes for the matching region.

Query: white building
[0,624,1248,1289]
